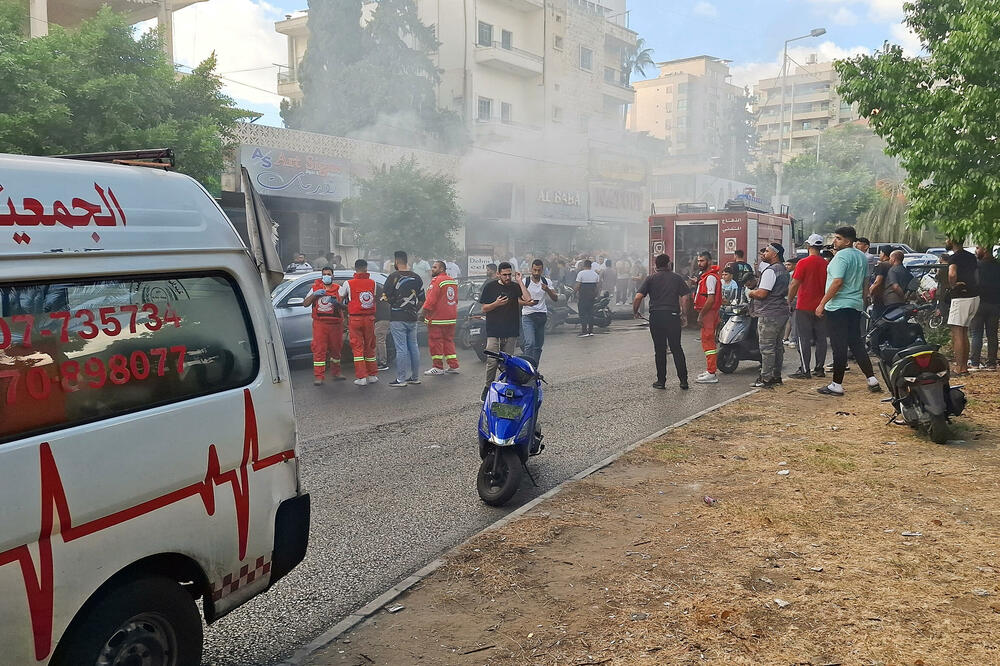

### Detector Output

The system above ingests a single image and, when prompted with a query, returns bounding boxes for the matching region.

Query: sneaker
[407,377,422,385]
[354,378,368,387]
[696,371,711,380]
[578,333,588,338]
[680,380,689,390]
[985,364,998,372]
[867,381,883,393]
[817,385,845,396]
[424,368,447,376]
[388,379,407,388]
[969,364,983,373]
[367,375,379,384]
[787,342,797,349]
[696,373,719,384]
[788,371,811,380]
[770,377,783,386]
[751,377,767,388]
[313,378,323,386]
[377,363,390,371]
[446,367,461,374]
[813,367,826,378]
[652,381,666,390]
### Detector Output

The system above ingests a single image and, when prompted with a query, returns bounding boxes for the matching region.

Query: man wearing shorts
[945,239,980,375]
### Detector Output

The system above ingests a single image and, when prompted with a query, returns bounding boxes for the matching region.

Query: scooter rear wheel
[477,447,523,506]
[717,347,739,374]
[928,414,952,445]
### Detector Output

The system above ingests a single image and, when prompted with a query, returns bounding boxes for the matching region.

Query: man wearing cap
[816,226,883,396]
[786,234,828,379]
[747,243,790,388]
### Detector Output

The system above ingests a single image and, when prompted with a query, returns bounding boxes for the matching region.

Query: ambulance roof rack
[52,148,175,170]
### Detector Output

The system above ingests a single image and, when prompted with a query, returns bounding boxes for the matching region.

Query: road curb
[281,388,758,665]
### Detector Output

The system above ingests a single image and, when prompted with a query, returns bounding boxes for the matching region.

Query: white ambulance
[0,152,309,665]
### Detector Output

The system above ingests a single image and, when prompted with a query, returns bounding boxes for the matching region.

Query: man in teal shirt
[815,226,882,396]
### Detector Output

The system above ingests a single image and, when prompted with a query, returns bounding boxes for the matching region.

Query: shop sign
[467,254,494,277]
[527,187,588,221]
[240,146,351,202]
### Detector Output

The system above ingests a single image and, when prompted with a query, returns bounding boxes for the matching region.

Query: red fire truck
[648,196,795,279]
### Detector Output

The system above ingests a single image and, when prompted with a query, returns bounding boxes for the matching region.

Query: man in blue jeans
[521,258,559,365]
[381,250,425,388]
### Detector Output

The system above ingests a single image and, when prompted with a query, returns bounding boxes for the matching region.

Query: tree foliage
[856,180,946,249]
[835,0,1000,244]
[282,0,464,152]
[621,37,654,85]
[711,86,757,182]
[345,157,461,259]
[778,123,902,233]
[0,2,252,193]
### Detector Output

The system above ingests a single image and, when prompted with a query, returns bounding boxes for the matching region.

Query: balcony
[474,118,542,145]
[604,20,638,47]
[483,0,543,10]
[276,68,302,99]
[474,42,543,77]
[602,79,635,104]
[46,0,207,26]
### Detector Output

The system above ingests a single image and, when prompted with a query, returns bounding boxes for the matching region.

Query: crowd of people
[633,225,998,396]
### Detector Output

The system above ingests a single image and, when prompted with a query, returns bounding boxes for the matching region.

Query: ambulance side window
[0,273,259,444]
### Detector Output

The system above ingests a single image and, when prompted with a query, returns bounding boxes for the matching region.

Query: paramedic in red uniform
[694,251,722,384]
[340,259,380,386]
[422,260,461,375]
[302,266,346,386]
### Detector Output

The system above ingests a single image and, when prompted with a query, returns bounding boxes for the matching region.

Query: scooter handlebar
[483,349,504,359]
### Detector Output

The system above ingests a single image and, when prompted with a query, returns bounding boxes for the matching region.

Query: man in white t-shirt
[575,259,601,337]
[521,259,559,364]
[445,260,462,279]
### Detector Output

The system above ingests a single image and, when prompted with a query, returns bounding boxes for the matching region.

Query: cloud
[140,0,288,109]
[890,22,923,56]
[831,7,859,25]
[692,1,718,18]
[730,41,870,89]
[806,0,904,23]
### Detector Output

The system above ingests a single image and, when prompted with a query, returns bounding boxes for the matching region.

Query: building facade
[270,0,656,259]
[754,56,861,162]
[627,55,744,173]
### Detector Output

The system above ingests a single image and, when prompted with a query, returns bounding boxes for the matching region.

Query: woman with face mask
[303,267,346,385]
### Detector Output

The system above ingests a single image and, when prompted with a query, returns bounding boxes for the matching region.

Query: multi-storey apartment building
[627,55,743,171]
[754,55,861,161]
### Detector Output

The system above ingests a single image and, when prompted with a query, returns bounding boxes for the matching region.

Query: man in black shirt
[634,253,690,390]
[946,239,981,375]
[971,245,999,370]
[479,261,532,399]
[382,250,426,387]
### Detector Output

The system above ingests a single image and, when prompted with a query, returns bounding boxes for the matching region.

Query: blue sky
[163,0,918,128]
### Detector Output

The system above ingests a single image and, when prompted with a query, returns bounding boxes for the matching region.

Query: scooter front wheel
[477,447,523,506]
[717,346,740,374]
[928,414,952,445]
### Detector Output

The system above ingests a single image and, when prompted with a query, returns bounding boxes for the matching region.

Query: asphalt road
[200,321,758,665]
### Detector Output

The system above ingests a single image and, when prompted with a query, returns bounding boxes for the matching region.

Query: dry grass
[311,372,1000,666]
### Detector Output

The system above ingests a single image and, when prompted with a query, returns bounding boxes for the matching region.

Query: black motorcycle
[716,302,761,373]
[866,302,966,444]
[592,291,613,329]
[461,300,488,362]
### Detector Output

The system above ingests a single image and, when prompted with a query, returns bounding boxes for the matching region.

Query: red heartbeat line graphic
[0,389,296,661]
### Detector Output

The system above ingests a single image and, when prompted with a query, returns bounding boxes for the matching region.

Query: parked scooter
[592,291,613,329]
[461,300,488,361]
[866,302,966,444]
[477,350,545,506]
[716,302,761,373]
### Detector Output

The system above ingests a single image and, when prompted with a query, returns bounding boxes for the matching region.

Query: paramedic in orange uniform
[422,260,460,375]
[302,266,345,386]
[340,259,380,386]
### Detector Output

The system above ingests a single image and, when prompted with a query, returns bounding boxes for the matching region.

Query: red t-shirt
[792,254,828,312]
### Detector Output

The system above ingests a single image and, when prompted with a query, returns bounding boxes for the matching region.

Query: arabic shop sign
[241,146,351,202]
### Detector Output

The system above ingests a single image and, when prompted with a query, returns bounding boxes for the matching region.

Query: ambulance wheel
[717,347,739,374]
[51,575,202,666]
[477,448,522,506]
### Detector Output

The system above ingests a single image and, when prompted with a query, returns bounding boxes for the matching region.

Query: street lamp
[774,27,826,213]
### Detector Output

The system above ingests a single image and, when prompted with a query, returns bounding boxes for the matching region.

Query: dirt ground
[307,371,1000,666]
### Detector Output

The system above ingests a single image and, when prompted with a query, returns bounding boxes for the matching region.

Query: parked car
[903,252,940,268]
[869,242,915,256]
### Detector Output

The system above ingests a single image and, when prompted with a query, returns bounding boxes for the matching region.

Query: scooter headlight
[479,410,488,433]
[518,418,533,441]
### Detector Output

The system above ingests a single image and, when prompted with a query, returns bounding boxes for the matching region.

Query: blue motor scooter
[477,350,545,506]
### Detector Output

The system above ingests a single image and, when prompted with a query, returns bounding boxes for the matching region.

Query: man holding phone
[521,258,559,366]
[479,261,533,400]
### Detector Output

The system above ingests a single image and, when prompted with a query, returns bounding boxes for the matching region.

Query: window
[579,46,593,71]
[552,106,563,122]
[677,82,688,95]
[501,29,513,50]
[802,121,811,130]
[478,21,493,47]
[604,66,616,83]
[501,102,512,124]
[677,99,687,111]
[0,273,259,443]
[478,97,492,122]
[553,35,563,50]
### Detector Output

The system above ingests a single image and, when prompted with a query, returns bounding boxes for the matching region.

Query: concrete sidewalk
[298,371,1000,666]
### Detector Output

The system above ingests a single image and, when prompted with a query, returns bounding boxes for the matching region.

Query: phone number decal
[0,346,187,404]
[0,303,182,350]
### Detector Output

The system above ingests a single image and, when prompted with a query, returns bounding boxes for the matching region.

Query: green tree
[0,2,252,193]
[779,123,902,234]
[346,157,461,258]
[712,86,757,181]
[836,0,1000,244]
[621,37,654,85]
[284,0,463,152]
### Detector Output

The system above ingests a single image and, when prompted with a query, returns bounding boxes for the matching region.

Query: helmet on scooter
[503,355,537,386]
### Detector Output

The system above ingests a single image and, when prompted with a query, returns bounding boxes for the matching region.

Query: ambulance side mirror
[285,297,305,307]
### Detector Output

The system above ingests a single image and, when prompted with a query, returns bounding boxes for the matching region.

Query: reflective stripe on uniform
[445,354,458,359]
[705,350,718,356]
[439,280,458,287]
[353,356,364,361]
[364,357,377,362]
[428,319,457,325]
[331,359,341,364]
[431,355,444,360]
[313,362,326,366]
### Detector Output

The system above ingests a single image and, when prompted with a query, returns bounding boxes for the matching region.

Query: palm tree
[621,37,654,128]
[621,37,654,86]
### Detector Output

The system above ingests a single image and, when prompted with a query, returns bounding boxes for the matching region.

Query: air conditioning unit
[336,226,356,247]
